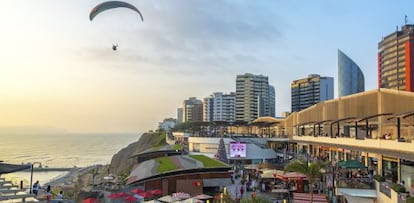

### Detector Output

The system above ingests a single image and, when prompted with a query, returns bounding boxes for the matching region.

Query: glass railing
[379,182,392,198]
[336,178,375,189]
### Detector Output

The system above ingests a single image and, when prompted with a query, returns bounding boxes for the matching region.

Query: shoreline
[44,165,102,188]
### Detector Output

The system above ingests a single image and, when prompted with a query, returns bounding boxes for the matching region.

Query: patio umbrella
[124,195,138,202]
[109,193,122,199]
[181,198,204,203]
[150,189,162,195]
[83,197,98,203]
[172,192,190,200]
[139,191,153,199]
[158,195,179,203]
[337,160,365,169]
[116,192,130,197]
[193,194,212,200]
[131,188,145,194]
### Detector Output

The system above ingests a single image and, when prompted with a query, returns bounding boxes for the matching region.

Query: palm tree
[284,158,327,203]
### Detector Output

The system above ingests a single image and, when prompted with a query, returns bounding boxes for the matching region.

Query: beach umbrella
[83,197,98,203]
[139,191,153,198]
[124,195,138,202]
[193,194,212,200]
[131,188,145,194]
[150,189,162,195]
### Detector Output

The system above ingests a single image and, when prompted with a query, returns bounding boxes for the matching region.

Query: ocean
[0,133,140,187]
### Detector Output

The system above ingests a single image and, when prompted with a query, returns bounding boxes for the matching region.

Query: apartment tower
[203,92,235,122]
[235,73,270,122]
[378,24,414,91]
[291,74,334,112]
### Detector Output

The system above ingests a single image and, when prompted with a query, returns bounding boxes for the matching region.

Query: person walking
[45,185,52,203]
[32,181,40,196]
[56,190,64,203]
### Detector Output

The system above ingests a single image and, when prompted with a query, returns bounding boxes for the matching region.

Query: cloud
[80,0,285,76]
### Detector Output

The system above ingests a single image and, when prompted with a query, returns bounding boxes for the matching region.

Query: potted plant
[373,175,385,182]
[391,183,406,193]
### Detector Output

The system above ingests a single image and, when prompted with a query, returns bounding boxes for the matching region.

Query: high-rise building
[291,74,334,112]
[378,24,414,91]
[338,49,365,97]
[203,92,235,122]
[177,108,183,124]
[268,85,276,117]
[183,97,203,122]
[235,73,270,122]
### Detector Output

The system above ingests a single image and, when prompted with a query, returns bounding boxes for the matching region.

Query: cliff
[109,131,167,178]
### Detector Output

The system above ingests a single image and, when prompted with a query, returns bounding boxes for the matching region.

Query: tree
[216,138,228,163]
[284,158,327,203]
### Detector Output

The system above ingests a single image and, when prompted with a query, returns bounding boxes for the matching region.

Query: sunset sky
[1,1,413,133]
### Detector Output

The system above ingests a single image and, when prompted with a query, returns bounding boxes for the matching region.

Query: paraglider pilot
[112,44,118,51]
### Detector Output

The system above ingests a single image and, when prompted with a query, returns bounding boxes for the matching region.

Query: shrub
[373,175,385,182]
[391,183,406,193]
[406,196,414,203]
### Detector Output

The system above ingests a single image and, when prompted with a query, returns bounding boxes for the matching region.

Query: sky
[0,0,413,133]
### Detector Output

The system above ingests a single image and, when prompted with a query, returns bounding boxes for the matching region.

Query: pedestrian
[240,186,244,197]
[32,180,40,196]
[46,185,52,203]
[261,181,266,192]
[57,190,63,199]
[57,190,63,203]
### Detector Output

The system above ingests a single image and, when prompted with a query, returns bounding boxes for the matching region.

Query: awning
[274,172,308,181]
[203,178,232,187]
[292,192,328,203]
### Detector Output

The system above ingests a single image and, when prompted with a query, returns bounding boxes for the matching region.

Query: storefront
[401,159,414,193]
[382,156,398,183]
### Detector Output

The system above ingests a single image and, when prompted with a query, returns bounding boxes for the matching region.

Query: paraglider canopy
[89,1,144,22]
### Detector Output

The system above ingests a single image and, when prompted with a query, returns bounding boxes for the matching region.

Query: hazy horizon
[1,1,413,133]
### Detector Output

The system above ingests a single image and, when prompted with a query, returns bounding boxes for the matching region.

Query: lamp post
[29,162,42,194]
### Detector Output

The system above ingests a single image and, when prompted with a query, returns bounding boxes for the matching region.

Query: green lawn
[156,157,178,173]
[172,144,183,150]
[189,155,227,167]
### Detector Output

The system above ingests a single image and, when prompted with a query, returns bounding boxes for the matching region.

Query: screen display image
[230,142,247,157]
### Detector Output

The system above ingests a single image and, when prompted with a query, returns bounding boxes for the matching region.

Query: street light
[29,162,42,194]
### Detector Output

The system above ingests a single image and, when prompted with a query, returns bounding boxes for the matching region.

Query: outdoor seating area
[82,190,213,203]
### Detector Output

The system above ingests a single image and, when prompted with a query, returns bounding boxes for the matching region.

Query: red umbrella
[150,189,162,195]
[83,197,98,203]
[124,195,138,202]
[116,192,130,197]
[108,193,121,199]
[131,188,145,194]
[138,191,152,198]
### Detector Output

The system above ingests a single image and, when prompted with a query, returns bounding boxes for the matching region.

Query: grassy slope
[109,132,166,177]
[189,155,227,167]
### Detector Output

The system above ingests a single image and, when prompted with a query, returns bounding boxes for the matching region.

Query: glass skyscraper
[338,49,365,97]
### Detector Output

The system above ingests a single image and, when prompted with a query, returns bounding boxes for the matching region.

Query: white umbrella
[192,194,212,200]
[158,195,180,203]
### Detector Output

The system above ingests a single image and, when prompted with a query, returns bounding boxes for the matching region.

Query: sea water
[0,133,140,186]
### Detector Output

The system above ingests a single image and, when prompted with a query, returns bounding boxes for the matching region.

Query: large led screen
[230,142,247,157]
